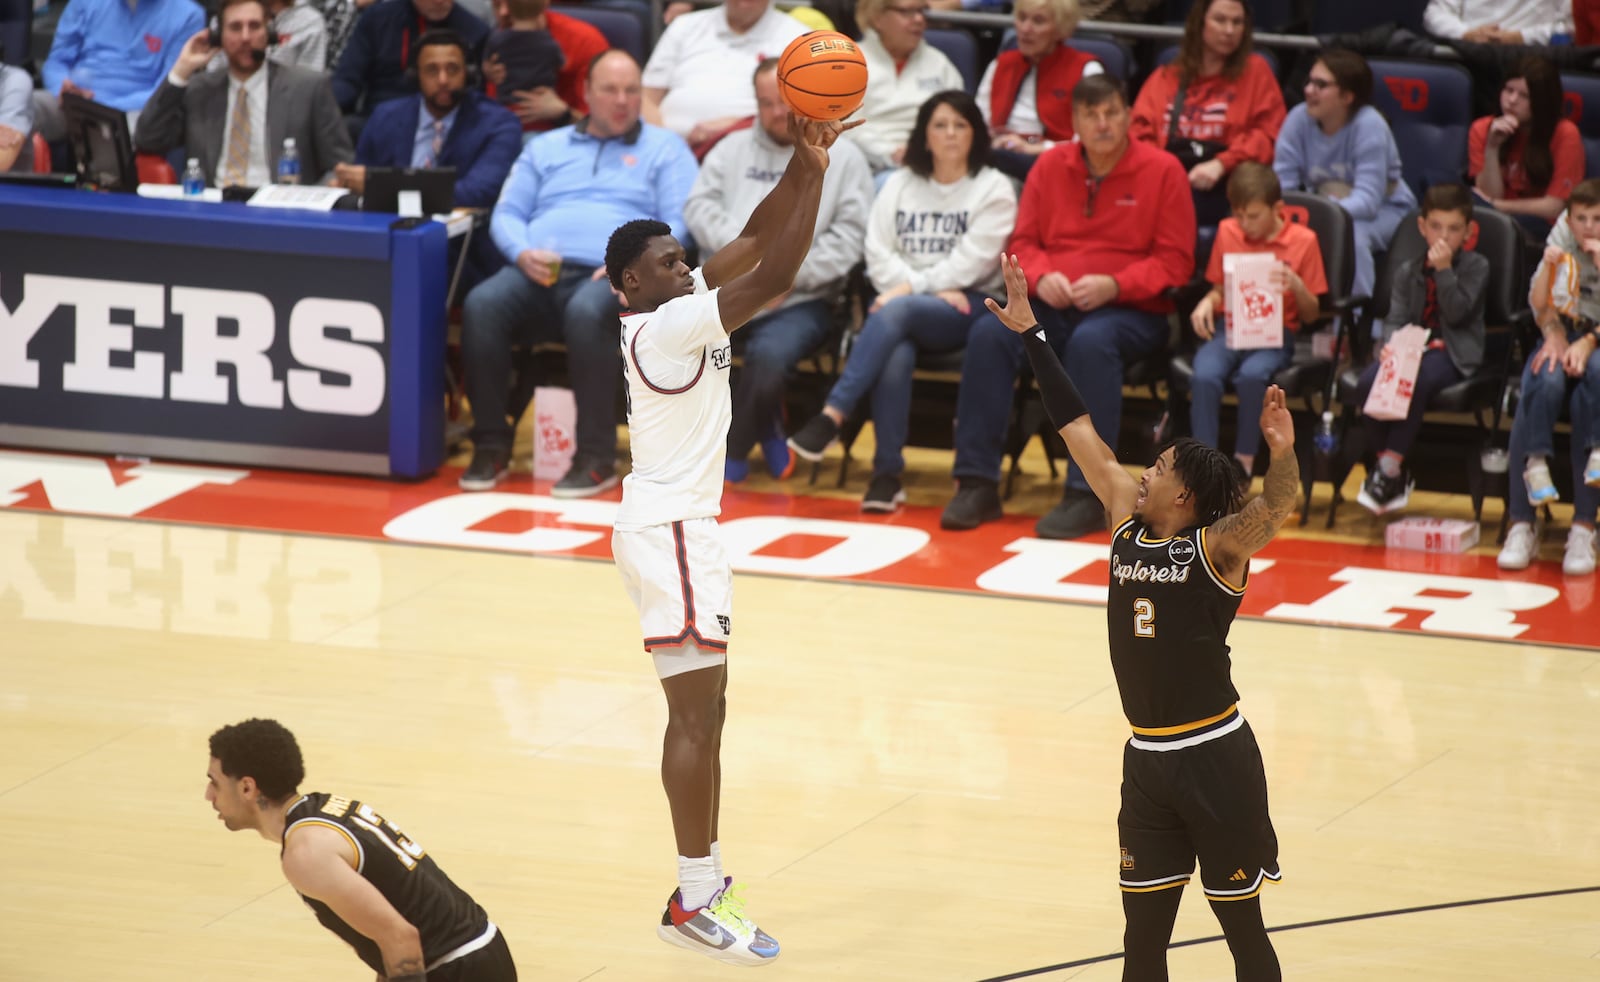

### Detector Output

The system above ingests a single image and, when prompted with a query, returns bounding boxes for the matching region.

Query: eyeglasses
[1305,78,1335,91]
[884,4,929,16]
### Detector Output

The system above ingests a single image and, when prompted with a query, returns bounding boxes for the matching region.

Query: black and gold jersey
[281,792,490,975]
[1106,516,1247,745]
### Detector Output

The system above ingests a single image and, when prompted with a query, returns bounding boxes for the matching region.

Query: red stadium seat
[136,152,177,185]
[30,132,48,173]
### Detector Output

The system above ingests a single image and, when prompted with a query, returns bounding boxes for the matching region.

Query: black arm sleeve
[1021,327,1089,429]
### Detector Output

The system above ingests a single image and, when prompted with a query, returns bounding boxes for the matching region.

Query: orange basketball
[776,30,867,121]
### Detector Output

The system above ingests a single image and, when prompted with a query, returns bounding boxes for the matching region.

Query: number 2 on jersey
[1133,598,1155,638]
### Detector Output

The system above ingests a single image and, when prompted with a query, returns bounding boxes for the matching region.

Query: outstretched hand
[1259,385,1295,456]
[787,111,864,171]
[983,254,1038,334]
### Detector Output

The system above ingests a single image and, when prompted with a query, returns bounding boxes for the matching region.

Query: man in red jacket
[941,72,1195,539]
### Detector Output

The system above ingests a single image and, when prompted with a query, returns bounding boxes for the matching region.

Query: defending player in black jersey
[985,254,1294,981]
[205,719,516,981]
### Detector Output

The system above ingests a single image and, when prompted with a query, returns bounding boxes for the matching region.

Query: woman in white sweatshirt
[786,90,1018,512]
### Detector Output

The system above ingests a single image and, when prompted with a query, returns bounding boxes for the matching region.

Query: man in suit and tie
[135,0,352,186]
[332,30,521,209]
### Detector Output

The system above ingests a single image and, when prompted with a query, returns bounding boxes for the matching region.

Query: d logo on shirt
[145,34,162,53]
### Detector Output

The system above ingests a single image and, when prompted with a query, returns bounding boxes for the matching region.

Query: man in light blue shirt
[0,61,33,172]
[458,49,698,495]
[33,0,205,143]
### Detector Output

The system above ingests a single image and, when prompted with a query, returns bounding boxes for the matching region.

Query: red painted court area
[1,448,1593,649]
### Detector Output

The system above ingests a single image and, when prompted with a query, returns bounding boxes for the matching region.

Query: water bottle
[1313,410,1338,456]
[181,157,205,198]
[276,138,300,185]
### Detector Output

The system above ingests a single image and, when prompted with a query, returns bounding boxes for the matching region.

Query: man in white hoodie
[685,56,874,481]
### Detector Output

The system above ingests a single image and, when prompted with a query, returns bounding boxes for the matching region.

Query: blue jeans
[1352,346,1464,458]
[728,300,831,460]
[461,263,623,460]
[827,292,986,476]
[1188,329,1295,457]
[1507,336,1600,524]
[1352,201,1409,303]
[953,301,1169,491]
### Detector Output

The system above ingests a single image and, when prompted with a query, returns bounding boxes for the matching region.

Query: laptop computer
[61,91,139,192]
[362,166,456,215]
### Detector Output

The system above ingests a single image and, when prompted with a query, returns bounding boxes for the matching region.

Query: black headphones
[404,28,481,93]
[208,10,281,51]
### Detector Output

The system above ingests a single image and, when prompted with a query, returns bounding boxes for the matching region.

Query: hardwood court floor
[3,501,1599,980]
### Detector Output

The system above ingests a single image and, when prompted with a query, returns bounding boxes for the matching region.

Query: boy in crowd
[1350,182,1489,514]
[484,0,564,115]
[1189,162,1327,483]
[1499,178,1600,575]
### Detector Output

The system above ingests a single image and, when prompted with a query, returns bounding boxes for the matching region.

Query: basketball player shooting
[603,109,860,967]
[986,253,1295,980]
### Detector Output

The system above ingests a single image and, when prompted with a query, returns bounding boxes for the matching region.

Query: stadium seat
[924,27,979,95]
[1560,72,1600,179]
[30,132,49,173]
[551,4,646,64]
[1324,206,1531,526]
[1368,57,1474,199]
[136,153,177,185]
[1166,190,1361,520]
[999,29,1133,80]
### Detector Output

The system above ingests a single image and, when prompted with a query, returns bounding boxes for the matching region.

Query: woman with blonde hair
[845,0,966,175]
[974,0,1103,178]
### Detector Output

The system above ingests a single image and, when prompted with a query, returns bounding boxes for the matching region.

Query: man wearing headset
[136,0,352,187]
[334,30,521,210]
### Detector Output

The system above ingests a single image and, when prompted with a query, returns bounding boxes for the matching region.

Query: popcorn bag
[1223,252,1283,350]
[1362,324,1429,421]
[532,386,578,481]
[1384,517,1480,553]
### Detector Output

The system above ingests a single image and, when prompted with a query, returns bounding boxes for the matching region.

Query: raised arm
[281,825,425,980]
[1205,385,1297,582]
[713,114,855,330]
[986,254,1140,518]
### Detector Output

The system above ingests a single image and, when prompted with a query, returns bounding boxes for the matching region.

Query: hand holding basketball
[777,31,868,121]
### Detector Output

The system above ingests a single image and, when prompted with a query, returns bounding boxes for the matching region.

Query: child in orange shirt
[1188,162,1327,478]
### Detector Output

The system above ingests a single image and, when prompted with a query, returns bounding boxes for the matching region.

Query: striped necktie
[223,87,251,186]
[425,119,445,168]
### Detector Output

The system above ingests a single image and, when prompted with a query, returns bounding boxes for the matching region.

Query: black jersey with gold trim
[281,792,489,974]
[1107,516,1246,733]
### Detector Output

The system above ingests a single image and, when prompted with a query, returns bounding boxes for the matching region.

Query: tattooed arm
[1206,385,1297,584]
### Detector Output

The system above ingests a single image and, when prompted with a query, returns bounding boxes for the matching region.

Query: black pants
[428,928,517,981]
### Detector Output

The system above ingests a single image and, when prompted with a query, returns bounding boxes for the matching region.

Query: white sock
[678,854,720,911]
[710,840,723,882]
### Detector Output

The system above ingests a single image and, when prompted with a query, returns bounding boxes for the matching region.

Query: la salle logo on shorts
[1168,539,1196,565]
[717,614,731,634]
[1120,847,1136,870]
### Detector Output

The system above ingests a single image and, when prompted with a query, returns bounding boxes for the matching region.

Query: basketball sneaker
[658,881,780,967]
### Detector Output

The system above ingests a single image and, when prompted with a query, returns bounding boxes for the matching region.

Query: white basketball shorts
[613,518,732,677]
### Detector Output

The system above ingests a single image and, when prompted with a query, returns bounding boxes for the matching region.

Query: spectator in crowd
[942,73,1194,538]
[33,0,205,142]
[482,0,564,116]
[1499,178,1600,576]
[1274,47,1416,305]
[336,29,519,290]
[685,57,874,482]
[1129,0,1284,226]
[974,0,1103,180]
[209,0,330,72]
[1424,0,1574,46]
[1188,163,1326,481]
[642,0,809,154]
[787,90,1017,511]
[0,56,33,173]
[136,0,352,187]
[1578,0,1600,45]
[317,0,379,70]
[1349,183,1490,514]
[331,0,490,125]
[483,0,609,135]
[458,50,698,494]
[1470,55,1585,235]
[844,0,965,177]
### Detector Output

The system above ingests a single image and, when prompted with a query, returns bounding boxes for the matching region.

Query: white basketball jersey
[614,268,734,531]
